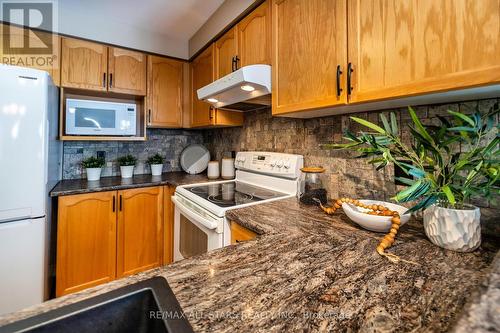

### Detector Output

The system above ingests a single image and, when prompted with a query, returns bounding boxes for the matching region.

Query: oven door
[172,195,224,262]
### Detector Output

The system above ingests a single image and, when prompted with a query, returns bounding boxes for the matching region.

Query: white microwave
[65,99,137,136]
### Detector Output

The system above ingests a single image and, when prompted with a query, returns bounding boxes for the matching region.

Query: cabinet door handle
[112,195,115,212]
[336,65,343,97]
[148,109,152,124]
[109,73,113,88]
[209,106,214,121]
[234,55,240,71]
[119,195,122,211]
[347,62,353,95]
[103,73,106,88]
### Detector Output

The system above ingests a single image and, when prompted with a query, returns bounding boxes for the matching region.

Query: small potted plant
[82,156,105,181]
[117,154,137,179]
[326,104,499,252]
[147,153,164,176]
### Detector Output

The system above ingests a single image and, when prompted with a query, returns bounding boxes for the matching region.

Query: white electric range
[172,151,303,261]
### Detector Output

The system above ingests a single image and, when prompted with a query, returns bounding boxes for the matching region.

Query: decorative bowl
[342,199,411,233]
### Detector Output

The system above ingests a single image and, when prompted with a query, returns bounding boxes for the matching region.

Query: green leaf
[409,168,425,178]
[380,114,392,135]
[395,177,415,186]
[442,185,456,205]
[321,142,361,150]
[448,110,475,127]
[390,113,398,135]
[447,126,476,132]
[405,195,438,213]
[393,180,422,202]
[408,107,434,143]
[350,116,386,134]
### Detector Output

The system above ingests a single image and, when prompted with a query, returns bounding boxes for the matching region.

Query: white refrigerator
[0,65,61,315]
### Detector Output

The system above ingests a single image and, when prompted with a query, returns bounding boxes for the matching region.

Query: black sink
[0,277,194,333]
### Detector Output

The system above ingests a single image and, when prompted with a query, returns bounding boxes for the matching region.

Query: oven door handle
[172,196,220,231]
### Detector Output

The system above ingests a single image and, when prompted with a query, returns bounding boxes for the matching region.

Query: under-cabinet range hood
[197,64,271,112]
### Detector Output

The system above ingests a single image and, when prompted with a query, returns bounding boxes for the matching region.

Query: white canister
[221,158,235,179]
[207,161,220,179]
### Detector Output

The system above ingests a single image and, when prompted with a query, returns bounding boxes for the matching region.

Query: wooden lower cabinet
[56,191,117,297]
[116,187,163,278]
[163,185,176,264]
[56,186,166,296]
[231,221,257,244]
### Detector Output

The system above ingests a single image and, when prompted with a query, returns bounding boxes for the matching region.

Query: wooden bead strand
[315,197,418,264]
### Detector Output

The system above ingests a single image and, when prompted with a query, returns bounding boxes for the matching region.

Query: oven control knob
[270,160,277,167]
[276,160,284,168]
[284,160,291,169]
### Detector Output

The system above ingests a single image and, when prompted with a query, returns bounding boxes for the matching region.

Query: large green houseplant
[326,104,499,251]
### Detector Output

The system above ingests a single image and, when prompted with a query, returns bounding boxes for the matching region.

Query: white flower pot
[151,164,163,176]
[120,165,135,178]
[423,204,481,252]
[86,167,102,181]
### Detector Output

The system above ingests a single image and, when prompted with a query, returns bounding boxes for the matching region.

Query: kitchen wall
[204,98,499,228]
[62,129,204,179]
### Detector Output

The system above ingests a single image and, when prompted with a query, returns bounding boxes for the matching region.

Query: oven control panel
[235,151,303,179]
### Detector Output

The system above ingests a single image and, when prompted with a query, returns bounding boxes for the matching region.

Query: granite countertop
[1,198,498,332]
[50,171,220,197]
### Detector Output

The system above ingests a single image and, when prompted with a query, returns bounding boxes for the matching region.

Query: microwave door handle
[171,196,219,230]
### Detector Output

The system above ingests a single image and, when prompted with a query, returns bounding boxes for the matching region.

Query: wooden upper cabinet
[190,44,244,128]
[0,24,61,86]
[215,27,238,79]
[56,191,117,296]
[237,0,271,67]
[108,47,147,95]
[116,187,163,278]
[272,0,348,115]
[61,38,108,91]
[147,56,183,128]
[348,0,500,103]
[191,45,216,127]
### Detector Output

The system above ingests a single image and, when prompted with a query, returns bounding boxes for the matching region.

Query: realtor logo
[1,1,54,54]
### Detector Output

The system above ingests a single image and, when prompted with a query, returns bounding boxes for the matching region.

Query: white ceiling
[56,0,225,59]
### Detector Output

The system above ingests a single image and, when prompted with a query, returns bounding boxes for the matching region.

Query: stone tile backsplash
[203,98,499,211]
[62,129,204,179]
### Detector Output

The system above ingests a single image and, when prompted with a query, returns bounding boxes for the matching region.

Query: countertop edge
[49,172,224,197]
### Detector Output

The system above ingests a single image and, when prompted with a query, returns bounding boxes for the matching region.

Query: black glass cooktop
[187,182,288,208]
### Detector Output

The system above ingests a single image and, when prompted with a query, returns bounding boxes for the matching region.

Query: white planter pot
[86,168,102,181]
[423,204,481,252]
[120,165,135,178]
[151,164,163,176]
